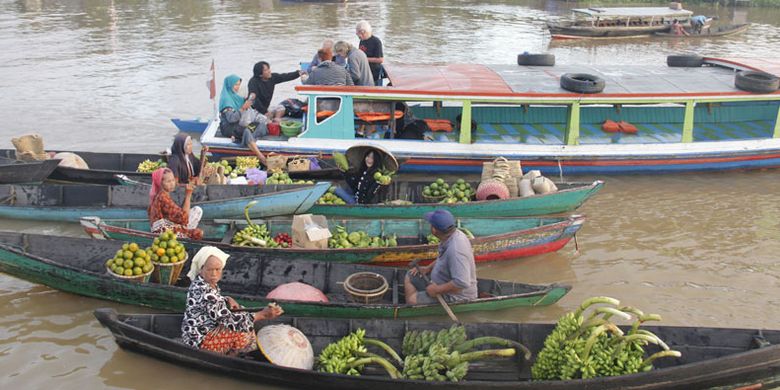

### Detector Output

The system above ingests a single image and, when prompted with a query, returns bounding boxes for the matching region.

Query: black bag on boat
[280,98,306,118]
[397,119,430,140]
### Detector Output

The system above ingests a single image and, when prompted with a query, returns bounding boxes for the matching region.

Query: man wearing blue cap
[404,209,477,305]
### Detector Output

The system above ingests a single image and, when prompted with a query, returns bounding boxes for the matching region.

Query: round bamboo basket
[106,266,153,283]
[343,272,388,304]
[151,251,189,285]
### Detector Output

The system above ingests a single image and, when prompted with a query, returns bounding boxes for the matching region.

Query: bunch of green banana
[531,297,682,381]
[235,156,259,175]
[136,159,166,173]
[231,201,279,248]
[317,328,401,378]
[402,325,467,356]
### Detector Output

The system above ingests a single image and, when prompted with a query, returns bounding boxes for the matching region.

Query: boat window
[315,96,341,125]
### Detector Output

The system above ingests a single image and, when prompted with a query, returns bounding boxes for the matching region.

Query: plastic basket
[151,251,189,285]
[106,266,153,283]
[280,121,303,137]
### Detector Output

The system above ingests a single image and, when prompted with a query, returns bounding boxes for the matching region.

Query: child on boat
[148,168,204,240]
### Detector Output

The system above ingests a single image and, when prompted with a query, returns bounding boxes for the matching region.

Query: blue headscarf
[219,74,245,112]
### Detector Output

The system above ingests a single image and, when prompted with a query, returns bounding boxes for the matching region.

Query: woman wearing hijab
[218,74,268,165]
[334,150,386,204]
[147,167,204,240]
[167,134,201,185]
[181,246,284,355]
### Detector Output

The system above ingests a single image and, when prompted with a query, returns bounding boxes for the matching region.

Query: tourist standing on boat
[182,246,284,355]
[671,19,689,36]
[218,74,268,165]
[247,61,303,123]
[306,39,346,73]
[334,149,386,204]
[404,209,477,305]
[304,48,354,86]
[167,133,201,185]
[147,167,204,240]
[356,20,384,86]
[334,41,373,87]
[691,15,707,34]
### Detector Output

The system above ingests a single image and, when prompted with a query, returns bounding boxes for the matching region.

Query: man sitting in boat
[148,167,204,240]
[182,246,283,356]
[304,48,353,86]
[334,41,373,87]
[404,209,477,305]
[334,149,387,204]
[305,38,346,73]
[247,61,304,124]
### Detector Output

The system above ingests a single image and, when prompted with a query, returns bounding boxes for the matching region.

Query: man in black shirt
[247,61,304,123]
[356,21,384,86]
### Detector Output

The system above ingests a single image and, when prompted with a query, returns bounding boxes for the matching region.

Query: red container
[267,122,281,136]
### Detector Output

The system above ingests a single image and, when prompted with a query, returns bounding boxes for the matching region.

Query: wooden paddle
[411,259,460,323]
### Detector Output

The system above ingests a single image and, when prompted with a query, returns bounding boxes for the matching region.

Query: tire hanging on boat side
[734,71,780,94]
[560,73,605,94]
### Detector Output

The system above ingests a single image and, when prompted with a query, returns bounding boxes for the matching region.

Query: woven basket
[106,266,153,283]
[266,154,288,171]
[422,193,447,203]
[343,272,388,304]
[151,252,189,285]
[287,157,311,172]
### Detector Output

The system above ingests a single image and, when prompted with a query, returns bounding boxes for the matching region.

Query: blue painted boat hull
[171,118,209,134]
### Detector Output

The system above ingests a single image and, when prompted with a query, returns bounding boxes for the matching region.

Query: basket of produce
[105,242,154,283]
[280,120,303,137]
[148,231,189,285]
[266,153,288,171]
[343,272,388,304]
[287,156,311,172]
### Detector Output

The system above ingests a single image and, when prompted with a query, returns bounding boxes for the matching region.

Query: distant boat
[171,118,210,135]
[0,156,60,184]
[654,23,750,38]
[547,6,694,39]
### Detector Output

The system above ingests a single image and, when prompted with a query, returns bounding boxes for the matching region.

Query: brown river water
[2,1,780,389]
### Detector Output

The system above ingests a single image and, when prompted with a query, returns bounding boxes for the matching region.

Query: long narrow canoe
[654,23,750,38]
[0,157,60,184]
[309,181,604,218]
[81,215,585,266]
[0,149,342,185]
[96,308,780,389]
[0,232,570,318]
[0,181,329,222]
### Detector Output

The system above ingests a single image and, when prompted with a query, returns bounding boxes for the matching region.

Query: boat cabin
[567,7,693,28]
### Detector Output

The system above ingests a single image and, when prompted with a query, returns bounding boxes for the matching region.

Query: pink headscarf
[149,168,172,204]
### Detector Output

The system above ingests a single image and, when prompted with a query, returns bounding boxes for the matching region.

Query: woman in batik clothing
[147,167,203,240]
[181,246,283,355]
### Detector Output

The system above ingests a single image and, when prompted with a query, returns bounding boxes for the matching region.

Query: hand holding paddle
[410,259,460,323]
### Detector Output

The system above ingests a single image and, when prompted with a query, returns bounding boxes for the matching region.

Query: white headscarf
[187,246,230,281]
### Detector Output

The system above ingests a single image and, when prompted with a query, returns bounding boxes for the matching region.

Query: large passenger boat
[200,57,780,176]
[547,6,694,39]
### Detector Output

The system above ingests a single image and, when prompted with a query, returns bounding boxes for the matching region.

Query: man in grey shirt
[404,209,477,304]
[334,40,373,87]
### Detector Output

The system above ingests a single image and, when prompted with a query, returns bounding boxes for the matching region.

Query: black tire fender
[735,71,780,93]
[517,53,555,66]
[560,73,605,94]
[667,54,703,67]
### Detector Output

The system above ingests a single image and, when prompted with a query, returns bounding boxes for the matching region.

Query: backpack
[280,98,306,118]
[397,119,430,140]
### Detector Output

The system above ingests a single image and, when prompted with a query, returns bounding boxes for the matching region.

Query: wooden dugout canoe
[94,308,780,389]
[0,156,60,184]
[0,181,329,222]
[653,23,750,38]
[308,181,604,218]
[81,215,585,266]
[0,149,343,185]
[0,232,570,318]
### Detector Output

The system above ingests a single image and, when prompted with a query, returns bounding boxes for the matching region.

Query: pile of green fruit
[106,242,154,277]
[426,227,474,244]
[531,296,681,381]
[148,231,188,264]
[317,186,347,205]
[136,159,167,173]
[265,171,313,185]
[422,178,474,203]
[328,225,397,248]
[206,160,234,176]
[316,325,528,382]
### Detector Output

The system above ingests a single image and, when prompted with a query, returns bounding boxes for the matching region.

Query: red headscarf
[149,168,172,204]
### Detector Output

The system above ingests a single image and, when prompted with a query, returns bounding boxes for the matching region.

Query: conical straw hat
[257,324,314,370]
